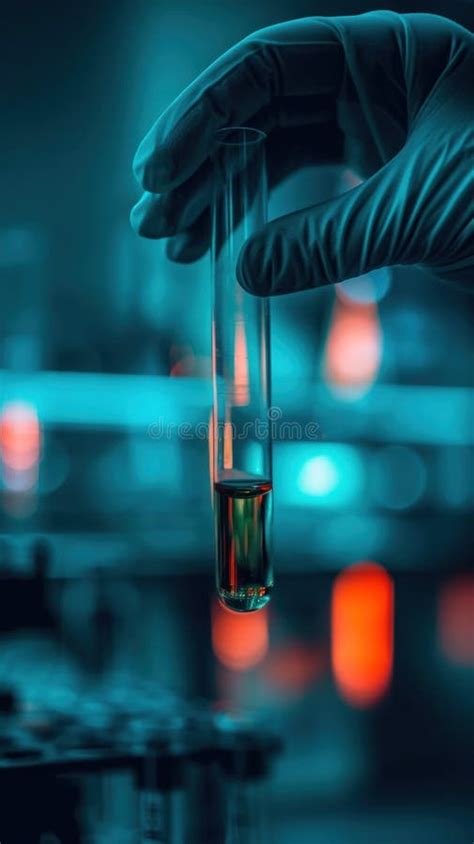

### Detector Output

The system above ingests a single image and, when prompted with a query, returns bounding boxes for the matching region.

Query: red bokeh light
[263,643,325,696]
[331,561,394,707]
[0,401,41,472]
[438,575,474,666]
[324,300,382,393]
[212,599,269,671]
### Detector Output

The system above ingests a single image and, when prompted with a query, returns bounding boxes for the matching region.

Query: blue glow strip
[0,372,211,428]
[312,384,473,445]
[0,372,471,444]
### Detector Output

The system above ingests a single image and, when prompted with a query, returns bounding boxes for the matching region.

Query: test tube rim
[215,126,267,147]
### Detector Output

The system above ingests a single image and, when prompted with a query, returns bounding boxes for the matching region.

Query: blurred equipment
[0,690,281,844]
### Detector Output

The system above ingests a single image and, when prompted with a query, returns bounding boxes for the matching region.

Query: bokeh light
[0,401,41,473]
[298,455,339,497]
[263,642,325,696]
[323,300,382,399]
[234,320,249,406]
[370,446,427,510]
[438,575,474,666]
[279,444,363,508]
[211,598,269,671]
[337,269,391,306]
[331,562,394,708]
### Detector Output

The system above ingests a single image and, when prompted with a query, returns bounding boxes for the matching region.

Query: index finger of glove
[133,18,344,193]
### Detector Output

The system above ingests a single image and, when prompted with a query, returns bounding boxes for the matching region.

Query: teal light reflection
[277,443,364,509]
[371,445,427,510]
[337,268,391,304]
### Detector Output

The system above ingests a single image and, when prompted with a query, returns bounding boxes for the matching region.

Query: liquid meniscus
[214,477,273,612]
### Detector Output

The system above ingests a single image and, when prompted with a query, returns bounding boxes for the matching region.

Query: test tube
[211,127,272,613]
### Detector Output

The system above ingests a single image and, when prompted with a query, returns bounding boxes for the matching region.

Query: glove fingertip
[130,201,152,238]
[133,139,176,193]
[237,235,272,297]
[166,234,208,264]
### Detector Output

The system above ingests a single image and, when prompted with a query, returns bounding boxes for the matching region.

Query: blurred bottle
[136,722,188,844]
[218,716,280,844]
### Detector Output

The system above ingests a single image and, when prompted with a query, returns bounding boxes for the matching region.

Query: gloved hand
[131,12,473,293]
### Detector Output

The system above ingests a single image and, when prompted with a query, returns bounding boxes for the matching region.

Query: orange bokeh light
[234,320,249,406]
[263,642,325,695]
[212,599,269,671]
[324,299,382,393]
[0,401,41,472]
[438,575,474,666]
[223,420,233,470]
[331,561,394,707]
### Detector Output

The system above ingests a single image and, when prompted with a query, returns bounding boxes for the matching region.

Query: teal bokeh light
[298,455,339,497]
[277,443,364,508]
[336,268,391,304]
[370,445,427,510]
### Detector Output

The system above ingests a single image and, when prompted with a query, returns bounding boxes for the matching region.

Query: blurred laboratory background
[0,0,473,841]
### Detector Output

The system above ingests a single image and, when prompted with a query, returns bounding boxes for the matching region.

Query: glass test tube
[211,127,273,613]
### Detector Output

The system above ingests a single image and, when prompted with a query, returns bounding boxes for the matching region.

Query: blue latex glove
[131,12,473,293]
